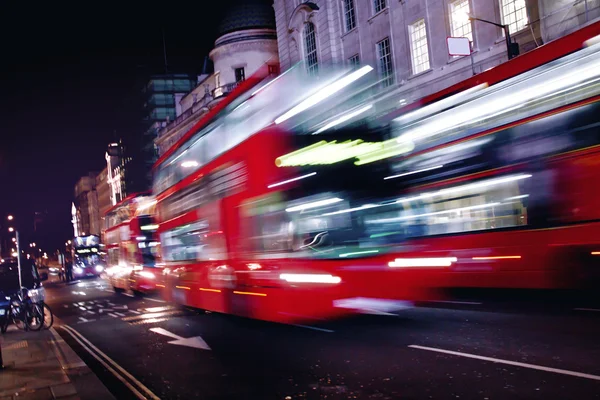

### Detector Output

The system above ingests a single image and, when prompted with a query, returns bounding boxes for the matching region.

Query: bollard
[0,340,4,369]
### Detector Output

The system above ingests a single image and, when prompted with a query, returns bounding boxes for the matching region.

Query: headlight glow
[138,271,155,279]
[95,265,104,272]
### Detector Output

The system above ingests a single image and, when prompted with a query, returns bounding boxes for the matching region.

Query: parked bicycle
[1,287,44,333]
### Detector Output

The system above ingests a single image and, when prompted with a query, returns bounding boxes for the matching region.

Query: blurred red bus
[103,193,160,295]
[354,23,600,292]
[153,23,600,321]
[152,63,441,323]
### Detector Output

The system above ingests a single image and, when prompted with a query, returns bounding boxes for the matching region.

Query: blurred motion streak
[150,23,600,325]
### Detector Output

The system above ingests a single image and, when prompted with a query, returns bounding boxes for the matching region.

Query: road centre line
[409,345,600,381]
[292,324,335,333]
[145,297,166,303]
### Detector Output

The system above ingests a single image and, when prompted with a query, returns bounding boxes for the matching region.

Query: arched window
[304,22,318,74]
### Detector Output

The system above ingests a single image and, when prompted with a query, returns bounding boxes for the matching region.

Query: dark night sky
[0,0,271,252]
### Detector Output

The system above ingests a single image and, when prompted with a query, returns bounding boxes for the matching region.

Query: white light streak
[181,161,199,168]
[275,65,374,124]
[267,172,317,189]
[280,273,341,284]
[312,104,373,135]
[384,165,444,180]
[286,197,344,213]
[388,257,458,268]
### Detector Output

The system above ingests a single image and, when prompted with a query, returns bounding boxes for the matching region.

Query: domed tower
[209,0,279,96]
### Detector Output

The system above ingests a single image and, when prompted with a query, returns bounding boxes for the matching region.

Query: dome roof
[217,1,276,36]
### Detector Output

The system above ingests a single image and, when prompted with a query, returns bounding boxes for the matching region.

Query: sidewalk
[0,326,115,400]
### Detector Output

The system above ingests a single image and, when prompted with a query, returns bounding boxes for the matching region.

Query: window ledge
[341,27,358,39]
[368,7,389,24]
[408,68,433,80]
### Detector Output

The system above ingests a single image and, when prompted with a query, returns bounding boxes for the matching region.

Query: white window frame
[373,0,386,14]
[348,54,360,69]
[409,19,431,75]
[499,0,529,35]
[377,37,394,88]
[449,0,473,43]
[342,0,356,32]
[304,22,319,75]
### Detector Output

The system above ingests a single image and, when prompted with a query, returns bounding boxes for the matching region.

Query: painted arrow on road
[149,327,211,350]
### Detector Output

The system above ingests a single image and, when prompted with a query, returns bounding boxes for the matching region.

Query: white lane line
[108,313,119,318]
[146,297,166,303]
[292,324,335,333]
[79,307,87,311]
[115,312,126,317]
[574,308,600,312]
[123,293,134,298]
[428,300,483,305]
[60,325,160,400]
[86,311,96,315]
[409,345,600,381]
[78,317,89,323]
[129,310,141,314]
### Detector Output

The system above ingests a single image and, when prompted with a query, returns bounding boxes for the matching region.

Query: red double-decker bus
[103,193,160,295]
[153,23,600,322]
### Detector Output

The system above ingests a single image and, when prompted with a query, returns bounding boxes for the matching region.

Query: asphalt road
[45,277,600,399]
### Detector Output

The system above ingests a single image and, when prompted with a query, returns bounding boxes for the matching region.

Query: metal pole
[470,41,476,76]
[503,25,513,60]
[16,231,22,291]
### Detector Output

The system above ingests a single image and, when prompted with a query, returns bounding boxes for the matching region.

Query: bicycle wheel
[25,303,44,331]
[43,303,54,330]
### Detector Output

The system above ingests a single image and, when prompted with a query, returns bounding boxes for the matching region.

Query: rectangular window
[343,0,356,31]
[500,0,528,34]
[349,54,360,69]
[235,67,245,82]
[373,0,386,14]
[305,23,319,75]
[409,19,431,75]
[377,38,394,87]
[450,0,473,42]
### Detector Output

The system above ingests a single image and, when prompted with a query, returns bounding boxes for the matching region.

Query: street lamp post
[468,14,519,60]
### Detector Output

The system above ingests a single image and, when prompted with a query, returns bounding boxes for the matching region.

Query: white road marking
[292,324,335,333]
[115,312,126,317]
[79,317,89,323]
[428,300,483,305]
[114,305,128,310]
[63,305,69,308]
[60,325,160,400]
[108,313,119,318]
[107,302,116,306]
[574,308,600,312]
[149,327,211,350]
[86,311,96,315]
[145,297,166,303]
[123,293,134,298]
[129,310,141,314]
[409,345,600,381]
[79,307,87,311]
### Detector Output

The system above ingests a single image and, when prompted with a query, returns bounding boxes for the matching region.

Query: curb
[49,319,116,400]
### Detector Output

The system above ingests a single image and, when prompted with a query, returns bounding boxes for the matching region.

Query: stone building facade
[273,0,599,105]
